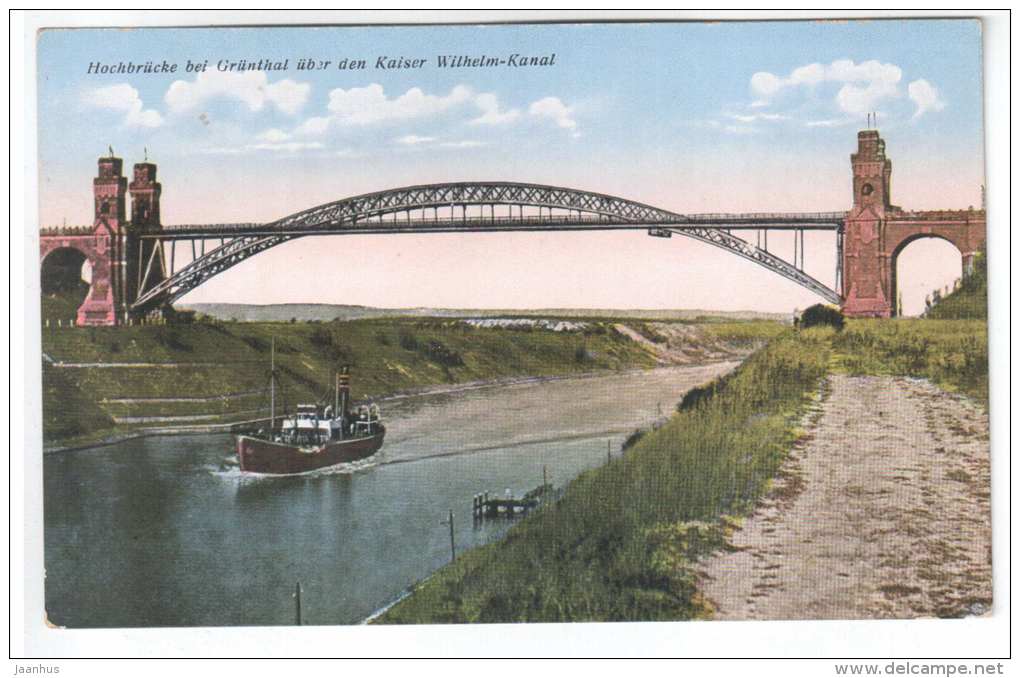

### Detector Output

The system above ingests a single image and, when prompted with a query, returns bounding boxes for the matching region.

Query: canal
[43,361,739,627]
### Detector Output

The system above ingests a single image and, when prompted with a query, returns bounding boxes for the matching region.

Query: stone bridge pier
[39,152,163,325]
[841,130,986,318]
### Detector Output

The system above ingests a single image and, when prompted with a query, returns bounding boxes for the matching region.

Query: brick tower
[841,130,986,318]
[40,149,169,326]
[127,156,164,311]
[76,151,128,324]
[841,130,894,316]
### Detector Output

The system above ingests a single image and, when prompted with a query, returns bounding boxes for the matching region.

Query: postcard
[16,11,1004,661]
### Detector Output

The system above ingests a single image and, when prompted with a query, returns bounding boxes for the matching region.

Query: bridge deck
[146,213,845,239]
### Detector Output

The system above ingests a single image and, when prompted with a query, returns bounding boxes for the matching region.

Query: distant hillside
[180,303,787,323]
[181,303,402,322]
[926,250,987,320]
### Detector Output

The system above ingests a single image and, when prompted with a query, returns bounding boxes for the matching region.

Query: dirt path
[700,374,991,620]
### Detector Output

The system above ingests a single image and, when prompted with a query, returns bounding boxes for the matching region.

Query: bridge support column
[40,150,166,326]
[841,130,894,317]
[841,130,986,318]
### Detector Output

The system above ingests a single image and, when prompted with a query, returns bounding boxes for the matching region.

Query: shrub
[310,326,333,348]
[425,340,464,367]
[240,335,270,353]
[799,304,845,331]
[677,382,718,411]
[163,308,196,324]
[622,428,645,450]
[398,329,419,351]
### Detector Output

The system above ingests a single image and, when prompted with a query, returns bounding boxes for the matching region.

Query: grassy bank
[378,328,831,623]
[926,250,987,321]
[831,254,988,403]
[831,319,988,403]
[698,320,788,347]
[41,317,770,446]
[377,299,990,623]
[41,318,652,444]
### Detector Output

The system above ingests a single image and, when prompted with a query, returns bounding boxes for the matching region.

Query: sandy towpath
[700,375,991,620]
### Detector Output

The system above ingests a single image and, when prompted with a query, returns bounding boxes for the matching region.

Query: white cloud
[528,96,578,136]
[292,85,574,142]
[907,79,946,119]
[83,83,163,128]
[724,112,787,123]
[394,135,487,150]
[257,128,291,143]
[750,72,783,97]
[249,141,323,152]
[750,59,904,116]
[295,116,331,136]
[806,118,855,128]
[470,93,521,125]
[723,125,755,135]
[201,140,324,154]
[165,71,310,116]
[326,83,472,125]
[789,62,826,86]
[395,134,436,145]
[439,140,488,149]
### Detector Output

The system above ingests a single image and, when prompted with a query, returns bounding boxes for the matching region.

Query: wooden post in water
[442,509,456,561]
[294,581,302,626]
[607,439,612,463]
[270,338,276,431]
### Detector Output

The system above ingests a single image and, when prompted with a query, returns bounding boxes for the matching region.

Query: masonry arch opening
[892,236,963,317]
[41,247,92,321]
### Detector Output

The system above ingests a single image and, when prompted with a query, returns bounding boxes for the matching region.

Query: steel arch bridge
[131,181,845,312]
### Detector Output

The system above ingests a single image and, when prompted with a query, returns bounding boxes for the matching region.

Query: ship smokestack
[338,366,351,417]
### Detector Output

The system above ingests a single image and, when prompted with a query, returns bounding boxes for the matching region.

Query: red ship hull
[236,426,385,475]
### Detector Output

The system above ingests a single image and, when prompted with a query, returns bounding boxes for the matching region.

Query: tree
[799,304,845,331]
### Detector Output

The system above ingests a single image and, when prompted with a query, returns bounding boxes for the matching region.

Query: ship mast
[334,371,340,418]
[270,338,276,430]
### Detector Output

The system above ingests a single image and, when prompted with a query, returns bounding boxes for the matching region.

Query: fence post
[441,509,456,562]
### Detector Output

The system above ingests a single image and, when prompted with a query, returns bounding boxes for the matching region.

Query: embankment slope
[41,317,773,447]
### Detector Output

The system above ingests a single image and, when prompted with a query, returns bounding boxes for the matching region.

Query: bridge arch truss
[132,182,844,311]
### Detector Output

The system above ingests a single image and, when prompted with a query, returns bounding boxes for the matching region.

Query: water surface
[44,362,737,627]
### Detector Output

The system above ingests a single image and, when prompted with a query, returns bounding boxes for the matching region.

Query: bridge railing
[151,211,845,236]
[889,208,986,221]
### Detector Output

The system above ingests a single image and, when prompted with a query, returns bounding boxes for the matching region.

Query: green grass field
[831,252,988,403]
[831,319,988,403]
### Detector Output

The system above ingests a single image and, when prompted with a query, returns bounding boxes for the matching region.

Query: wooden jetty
[472,483,553,521]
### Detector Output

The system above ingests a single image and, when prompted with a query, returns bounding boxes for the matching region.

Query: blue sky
[36,19,985,312]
